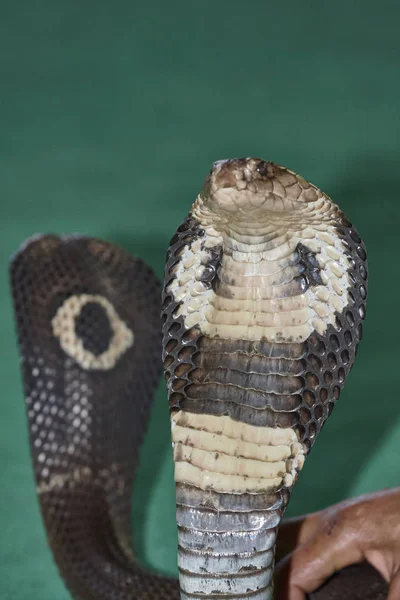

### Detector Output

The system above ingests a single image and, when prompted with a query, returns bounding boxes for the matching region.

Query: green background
[1,1,399,597]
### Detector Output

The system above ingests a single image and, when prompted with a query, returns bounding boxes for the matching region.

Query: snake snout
[197,157,326,226]
[211,157,265,188]
[199,157,314,220]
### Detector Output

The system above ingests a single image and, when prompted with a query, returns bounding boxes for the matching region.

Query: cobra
[9,158,386,599]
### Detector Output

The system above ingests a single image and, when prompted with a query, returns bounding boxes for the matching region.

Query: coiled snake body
[10,159,387,599]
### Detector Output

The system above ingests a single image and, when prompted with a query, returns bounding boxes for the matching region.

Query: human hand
[275,487,400,600]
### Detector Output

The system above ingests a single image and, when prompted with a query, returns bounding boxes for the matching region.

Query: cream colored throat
[167,220,351,344]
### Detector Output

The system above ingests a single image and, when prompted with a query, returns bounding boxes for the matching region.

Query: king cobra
[10,158,388,600]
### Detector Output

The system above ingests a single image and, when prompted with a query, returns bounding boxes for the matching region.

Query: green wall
[1,2,399,597]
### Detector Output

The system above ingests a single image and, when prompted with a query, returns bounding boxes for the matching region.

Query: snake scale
[10,158,388,599]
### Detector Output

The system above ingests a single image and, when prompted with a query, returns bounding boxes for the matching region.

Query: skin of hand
[274,487,400,600]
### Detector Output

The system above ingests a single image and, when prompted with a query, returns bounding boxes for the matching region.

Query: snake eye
[256,161,270,177]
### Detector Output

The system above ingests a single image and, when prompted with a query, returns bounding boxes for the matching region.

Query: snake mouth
[199,157,322,221]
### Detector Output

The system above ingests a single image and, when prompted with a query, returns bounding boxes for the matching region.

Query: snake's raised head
[197,157,323,224]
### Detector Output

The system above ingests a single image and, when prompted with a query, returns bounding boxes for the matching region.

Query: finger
[276,517,306,562]
[275,555,305,600]
[276,511,322,561]
[276,513,363,596]
[388,569,400,600]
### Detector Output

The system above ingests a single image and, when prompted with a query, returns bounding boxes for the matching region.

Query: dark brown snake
[10,158,388,599]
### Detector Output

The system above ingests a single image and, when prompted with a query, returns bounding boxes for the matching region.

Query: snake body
[161,158,368,598]
[9,159,388,599]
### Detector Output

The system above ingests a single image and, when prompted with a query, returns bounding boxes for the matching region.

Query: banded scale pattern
[10,235,180,600]
[161,158,368,599]
[9,159,377,600]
